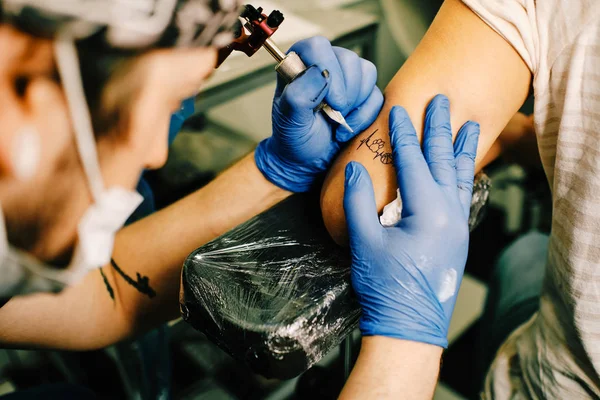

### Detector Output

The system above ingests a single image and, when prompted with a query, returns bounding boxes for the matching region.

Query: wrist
[340,336,442,399]
[245,151,292,200]
[359,311,451,348]
[254,138,315,193]
[361,336,443,361]
[359,336,442,390]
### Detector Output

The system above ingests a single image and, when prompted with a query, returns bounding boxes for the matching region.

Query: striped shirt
[461,0,600,398]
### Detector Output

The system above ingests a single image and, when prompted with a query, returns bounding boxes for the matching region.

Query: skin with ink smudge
[110,258,157,299]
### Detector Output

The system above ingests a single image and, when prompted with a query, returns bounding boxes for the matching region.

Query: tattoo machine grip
[272,49,353,132]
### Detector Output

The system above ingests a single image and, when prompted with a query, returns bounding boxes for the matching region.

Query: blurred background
[0,0,548,399]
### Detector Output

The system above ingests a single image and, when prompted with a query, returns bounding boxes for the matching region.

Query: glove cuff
[255,138,314,193]
[359,320,449,349]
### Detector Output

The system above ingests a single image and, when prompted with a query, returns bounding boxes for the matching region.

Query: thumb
[343,162,382,247]
[278,66,329,123]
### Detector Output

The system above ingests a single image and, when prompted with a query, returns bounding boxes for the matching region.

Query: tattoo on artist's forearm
[110,258,157,299]
[99,269,115,301]
[357,129,393,164]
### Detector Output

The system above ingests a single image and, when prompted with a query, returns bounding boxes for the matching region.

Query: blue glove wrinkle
[289,36,347,110]
[353,253,450,348]
[356,59,378,104]
[454,121,480,216]
[424,95,457,189]
[388,106,434,217]
[280,66,329,120]
[336,86,384,143]
[258,37,382,193]
[332,46,362,113]
[344,97,480,348]
[335,58,379,141]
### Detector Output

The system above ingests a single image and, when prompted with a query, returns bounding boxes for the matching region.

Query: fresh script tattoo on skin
[101,258,157,302]
[357,129,393,164]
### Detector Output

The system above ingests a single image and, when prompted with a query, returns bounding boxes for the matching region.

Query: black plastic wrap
[180,174,491,379]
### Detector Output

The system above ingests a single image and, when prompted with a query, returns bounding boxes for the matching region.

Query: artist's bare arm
[0,153,289,350]
[321,0,531,245]
[340,337,442,400]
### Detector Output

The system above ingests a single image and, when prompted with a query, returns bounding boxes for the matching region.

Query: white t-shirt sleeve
[461,0,538,74]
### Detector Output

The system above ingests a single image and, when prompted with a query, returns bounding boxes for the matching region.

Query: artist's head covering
[0,0,242,49]
[0,1,245,299]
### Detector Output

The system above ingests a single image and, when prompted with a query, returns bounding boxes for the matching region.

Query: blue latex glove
[343,95,480,348]
[255,36,384,193]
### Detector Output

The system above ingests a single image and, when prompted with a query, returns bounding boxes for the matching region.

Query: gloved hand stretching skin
[255,36,384,193]
[343,95,480,348]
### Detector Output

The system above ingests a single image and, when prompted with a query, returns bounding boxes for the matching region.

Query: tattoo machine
[218,4,353,133]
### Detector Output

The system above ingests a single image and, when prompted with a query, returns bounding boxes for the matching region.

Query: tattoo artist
[0,1,479,398]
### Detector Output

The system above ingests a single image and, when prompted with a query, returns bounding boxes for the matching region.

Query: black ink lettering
[357,129,393,164]
[110,258,156,299]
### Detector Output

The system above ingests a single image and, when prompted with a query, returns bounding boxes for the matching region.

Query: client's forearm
[320,0,531,245]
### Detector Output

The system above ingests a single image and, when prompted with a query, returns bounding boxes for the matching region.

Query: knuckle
[457,178,474,193]
[290,37,310,52]
[394,139,420,154]
[429,159,457,172]
[430,94,450,109]
[389,107,410,130]
[455,154,477,175]
[307,35,329,53]
[390,120,408,136]
[361,58,377,77]
[425,138,455,159]
[457,151,477,165]
[427,117,452,135]
[394,156,422,175]
[336,47,360,67]
[392,126,418,148]
[366,87,385,113]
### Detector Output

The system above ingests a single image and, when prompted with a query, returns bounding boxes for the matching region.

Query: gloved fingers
[289,36,346,110]
[389,106,435,216]
[355,58,378,109]
[423,95,457,189]
[278,66,329,125]
[344,161,382,247]
[332,46,362,114]
[453,121,480,218]
[336,86,384,142]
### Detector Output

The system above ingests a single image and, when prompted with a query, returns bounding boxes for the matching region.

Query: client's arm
[0,154,289,350]
[321,0,532,245]
[340,338,442,399]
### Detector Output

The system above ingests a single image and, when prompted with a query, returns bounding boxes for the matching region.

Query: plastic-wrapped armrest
[180,174,490,379]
